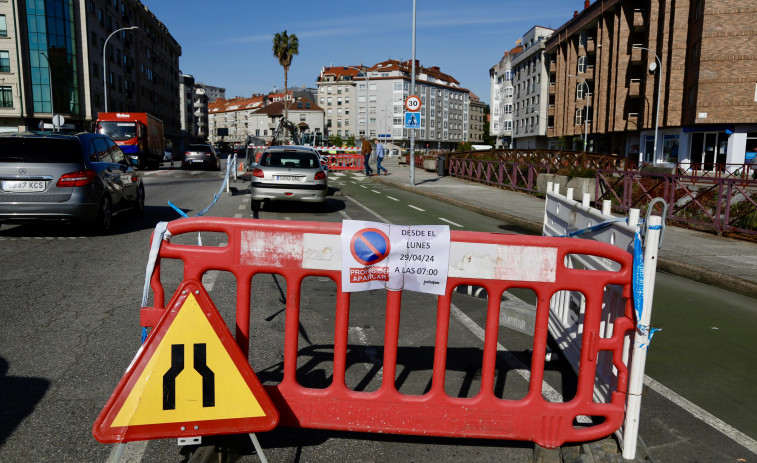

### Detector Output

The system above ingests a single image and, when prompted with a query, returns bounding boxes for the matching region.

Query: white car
[249,146,328,211]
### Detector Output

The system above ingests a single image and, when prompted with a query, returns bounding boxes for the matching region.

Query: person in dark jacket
[361,137,374,176]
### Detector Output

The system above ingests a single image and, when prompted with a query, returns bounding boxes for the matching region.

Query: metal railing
[676,162,756,184]
[596,169,757,236]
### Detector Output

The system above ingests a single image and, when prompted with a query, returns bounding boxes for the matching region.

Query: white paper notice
[387,225,450,295]
[340,220,450,295]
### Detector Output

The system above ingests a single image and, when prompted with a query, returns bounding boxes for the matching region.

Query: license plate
[2,180,46,192]
[275,175,304,181]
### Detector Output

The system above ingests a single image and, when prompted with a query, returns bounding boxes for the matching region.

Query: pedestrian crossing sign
[404,112,421,129]
[92,280,279,443]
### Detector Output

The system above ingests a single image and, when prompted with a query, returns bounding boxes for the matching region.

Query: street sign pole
[409,0,416,186]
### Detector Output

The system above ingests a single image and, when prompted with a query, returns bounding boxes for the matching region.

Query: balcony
[626,112,639,128]
[586,37,596,54]
[629,79,641,97]
[633,9,645,30]
[580,65,595,80]
[631,45,643,63]
[548,105,555,116]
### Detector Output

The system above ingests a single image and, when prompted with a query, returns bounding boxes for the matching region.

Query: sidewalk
[370,155,757,299]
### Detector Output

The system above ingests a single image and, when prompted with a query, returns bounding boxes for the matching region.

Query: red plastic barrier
[325,154,364,171]
[143,217,635,448]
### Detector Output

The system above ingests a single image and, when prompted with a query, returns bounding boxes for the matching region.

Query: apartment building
[0,0,181,144]
[208,95,324,146]
[511,26,553,149]
[197,82,225,102]
[545,0,757,166]
[318,60,473,151]
[489,46,521,148]
[468,93,486,144]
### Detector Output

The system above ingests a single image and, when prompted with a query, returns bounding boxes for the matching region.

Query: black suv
[182,144,221,170]
[0,132,145,233]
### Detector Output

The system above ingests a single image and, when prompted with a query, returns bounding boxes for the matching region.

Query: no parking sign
[341,220,450,294]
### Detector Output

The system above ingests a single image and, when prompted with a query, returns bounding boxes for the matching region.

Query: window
[505,86,513,97]
[0,86,12,107]
[0,51,9,73]
[577,56,586,73]
[575,108,583,125]
[579,31,587,47]
[0,15,8,38]
[576,83,585,100]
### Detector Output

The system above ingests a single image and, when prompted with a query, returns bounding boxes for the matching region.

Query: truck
[96,113,164,169]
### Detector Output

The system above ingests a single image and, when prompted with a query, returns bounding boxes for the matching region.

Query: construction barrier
[543,183,662,460]
[139,217,636,449]
[325,154,364,171]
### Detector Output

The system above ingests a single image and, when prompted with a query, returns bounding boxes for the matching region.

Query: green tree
[329,135,343,147]
[272,30,299,125]
[346,135,356,147]
[457,141,473,152]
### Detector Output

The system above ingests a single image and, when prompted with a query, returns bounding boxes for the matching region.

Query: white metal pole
[622,215,662,460]
[409,0,416,186]
[104,26,138,113]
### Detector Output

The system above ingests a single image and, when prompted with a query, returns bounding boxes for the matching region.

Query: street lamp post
[633,45,662,165]
[39,52,55,131]
[568,74,590,152]
[409,0,417,186]
[103,26,138,113]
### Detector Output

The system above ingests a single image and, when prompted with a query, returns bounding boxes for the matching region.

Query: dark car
[182,144,221,170]
[0,132,145,234]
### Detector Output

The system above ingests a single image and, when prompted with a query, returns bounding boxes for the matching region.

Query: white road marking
[439,218,463,227]
[108,441,148,463]
[360,185,368,189]
[386,196,400,202]
[200,242,227,291]
[643,376,757,454]
[449,302,591,423]
[408,205,425,212]
[238,204,246,210]
[371,190,381,194]
[344,196,390,223]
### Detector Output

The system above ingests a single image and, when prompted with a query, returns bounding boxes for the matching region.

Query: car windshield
[188,145,212,152]
[0,138,81,163]
[260,151,319,168]
[98,121,137,141]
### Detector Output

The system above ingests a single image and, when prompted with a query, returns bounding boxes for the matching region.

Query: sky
[143,0,585,106]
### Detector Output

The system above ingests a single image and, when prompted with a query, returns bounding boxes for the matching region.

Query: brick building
[545,0,757,168]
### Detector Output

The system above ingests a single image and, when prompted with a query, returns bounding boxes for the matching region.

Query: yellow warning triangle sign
[93,280,279,443]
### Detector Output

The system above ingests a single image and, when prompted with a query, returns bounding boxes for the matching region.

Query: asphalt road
[0,161,755,463]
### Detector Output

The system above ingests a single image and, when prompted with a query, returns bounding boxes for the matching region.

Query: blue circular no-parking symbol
[350,228,391,266]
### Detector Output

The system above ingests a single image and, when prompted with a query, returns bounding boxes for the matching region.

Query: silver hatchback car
[249,146,328,211]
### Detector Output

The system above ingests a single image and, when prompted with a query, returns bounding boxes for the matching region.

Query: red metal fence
[596,170,757,237]
[142,217,637,448]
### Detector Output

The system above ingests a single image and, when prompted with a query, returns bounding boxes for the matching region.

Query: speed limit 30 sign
[405,95,421,112]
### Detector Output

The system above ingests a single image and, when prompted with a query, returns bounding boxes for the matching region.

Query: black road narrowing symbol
[162,343,215,410]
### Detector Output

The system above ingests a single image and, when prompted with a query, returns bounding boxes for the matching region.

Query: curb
[373,175,757,300]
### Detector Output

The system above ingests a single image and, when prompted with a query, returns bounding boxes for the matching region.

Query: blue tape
[632,228,645,321]
[167,159,231,218]
[636,324,662,349]
[556,217,628,238]
[168,200,189,218]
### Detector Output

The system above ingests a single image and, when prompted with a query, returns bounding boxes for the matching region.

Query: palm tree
[272,30,299,125]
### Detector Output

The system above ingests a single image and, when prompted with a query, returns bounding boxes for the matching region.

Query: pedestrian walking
[361,137,374,176]
[375,139,388,175]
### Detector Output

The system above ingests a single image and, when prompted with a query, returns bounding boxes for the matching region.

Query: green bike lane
[331,170,757,459]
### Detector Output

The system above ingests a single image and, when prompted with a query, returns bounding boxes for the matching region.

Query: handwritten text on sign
[341,220,450,295]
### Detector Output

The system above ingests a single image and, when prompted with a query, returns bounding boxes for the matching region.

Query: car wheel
[93,195,113,234]
[135,184,145,215]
